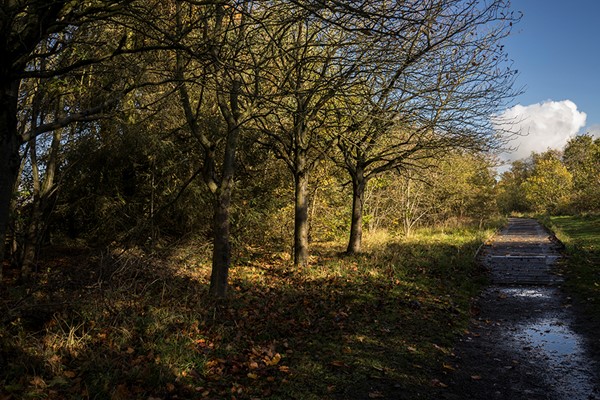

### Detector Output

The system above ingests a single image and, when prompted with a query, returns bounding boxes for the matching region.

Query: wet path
[440,218,600,399]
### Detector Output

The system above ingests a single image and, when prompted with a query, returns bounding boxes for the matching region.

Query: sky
[494,0,600,165]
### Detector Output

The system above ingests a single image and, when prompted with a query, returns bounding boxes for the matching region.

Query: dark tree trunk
[347,166,367,254]
[0,81,21,272]
[209,79,241,298]
[209,189,231,298]
[294,169,309,266]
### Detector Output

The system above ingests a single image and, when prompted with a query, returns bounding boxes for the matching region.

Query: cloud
[494,100,587,162]
[586,124,600,138]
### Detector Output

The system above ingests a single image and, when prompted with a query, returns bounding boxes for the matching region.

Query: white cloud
[494,100,587,162]
[586,124,600,138]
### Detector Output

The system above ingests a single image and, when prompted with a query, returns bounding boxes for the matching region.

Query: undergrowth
[0,224,496,399]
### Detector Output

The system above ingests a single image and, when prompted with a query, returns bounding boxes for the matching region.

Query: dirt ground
[434,218,600,400]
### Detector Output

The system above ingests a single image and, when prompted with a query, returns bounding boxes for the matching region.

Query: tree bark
[209,189,231,298]
[209,79,242,298]
[346,166,367,254]
[294,168,309,266]
[0,81,21,274]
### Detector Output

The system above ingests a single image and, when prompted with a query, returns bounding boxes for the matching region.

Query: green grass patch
[0,224,495,399]
[544,215,600,317]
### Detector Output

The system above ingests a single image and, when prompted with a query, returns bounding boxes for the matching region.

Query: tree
[522,151,573,214]
[0,0,139,275]
[254,5,371,265]
[563,134,600,212]
[335,0,518,253]
[496,158,533,214]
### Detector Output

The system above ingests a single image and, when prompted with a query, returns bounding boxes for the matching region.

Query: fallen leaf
[330,360,349,368]
[471,375,482,380]
[369,390,385,398]
[247,373,258,379]
[442,363,455,371]
[30,376,47,388]
[166,382,175,392]
[407,346,417,353]
[265,353,281,366]
[63,370,77,378]
[430,379,448,388]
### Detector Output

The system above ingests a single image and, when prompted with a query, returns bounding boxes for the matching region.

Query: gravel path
[438,218,600,399]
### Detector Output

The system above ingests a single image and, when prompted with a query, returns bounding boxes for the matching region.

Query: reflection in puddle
[514,318,598,399]
[522,320,580,357]
[498,287,550,298]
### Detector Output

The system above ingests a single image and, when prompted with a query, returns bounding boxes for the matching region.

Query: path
[438,218,600,399]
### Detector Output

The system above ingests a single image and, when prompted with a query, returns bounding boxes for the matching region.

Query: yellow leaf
[265,353,281,366]
[247,373,258,379]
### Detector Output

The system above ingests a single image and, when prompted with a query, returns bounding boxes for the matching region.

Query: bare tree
[335,0,519,253]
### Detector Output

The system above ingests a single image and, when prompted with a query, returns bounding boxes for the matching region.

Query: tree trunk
[21,128,61,275]
[294,169,309,266]
[209,79,241,298]
[346,166,366,254]
[0,81,21,274]
[209,189,231,298]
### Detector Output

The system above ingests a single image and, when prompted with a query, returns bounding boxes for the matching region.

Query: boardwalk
[483,218,564,285]
[439,218,600,400]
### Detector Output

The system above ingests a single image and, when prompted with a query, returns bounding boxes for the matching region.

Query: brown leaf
[430,379,448,388]
[30,376,47,388]
[442,363,455,371]
[330,360,349,368]
[63,370,77,378]
[471,375,482,380]
[369,391,385,398]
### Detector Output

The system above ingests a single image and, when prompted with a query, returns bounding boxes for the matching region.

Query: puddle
[498,287,550,298]
[513,318,598,399]
[521,319,581,357]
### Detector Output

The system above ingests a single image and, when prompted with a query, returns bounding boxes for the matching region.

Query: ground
[433,218,600,400]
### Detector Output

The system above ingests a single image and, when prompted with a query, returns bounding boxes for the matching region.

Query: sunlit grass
[546,215,600,317]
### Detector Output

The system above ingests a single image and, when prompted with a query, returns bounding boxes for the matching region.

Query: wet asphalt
[439,218,600,400]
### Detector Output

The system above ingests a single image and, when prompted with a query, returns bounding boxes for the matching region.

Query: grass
[0,223,499,399]
[543,215,600,317]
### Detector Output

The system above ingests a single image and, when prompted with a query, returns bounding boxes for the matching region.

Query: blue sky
[497,0,600,161]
